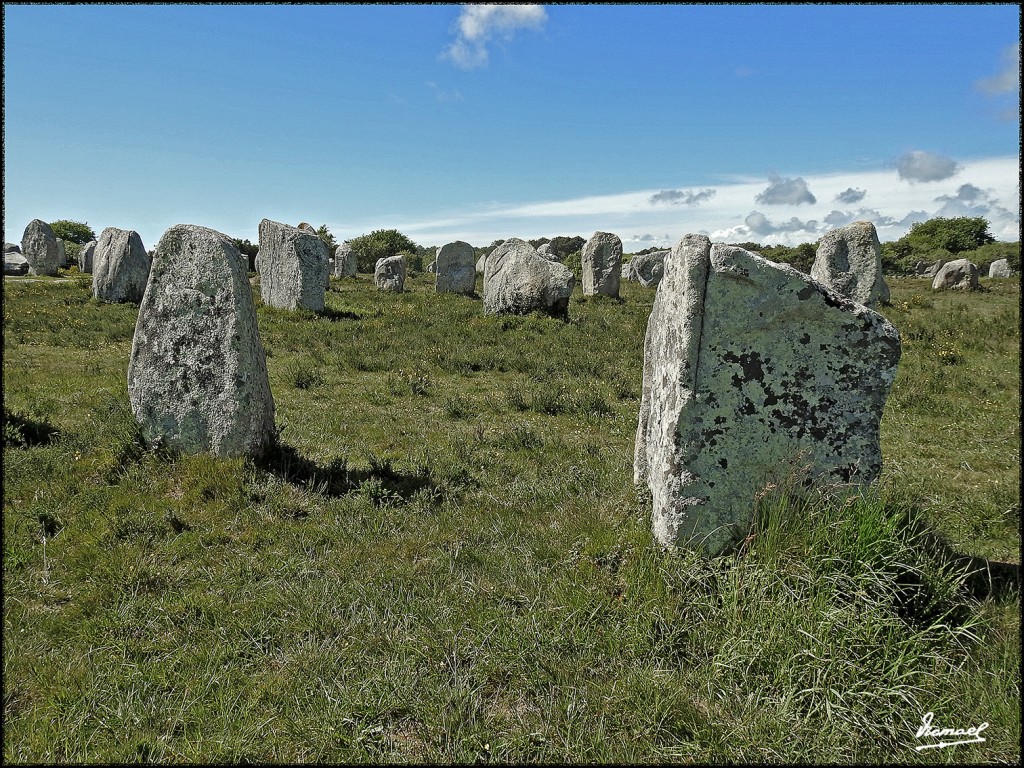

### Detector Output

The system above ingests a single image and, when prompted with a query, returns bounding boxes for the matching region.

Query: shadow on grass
[317,306,361,322]
[255,439,438,503]
[2,408,60,448]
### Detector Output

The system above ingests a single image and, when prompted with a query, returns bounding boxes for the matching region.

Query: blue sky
[4,3,1020,252]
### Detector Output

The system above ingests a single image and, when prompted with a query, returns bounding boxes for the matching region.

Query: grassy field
[3,269,1019,763]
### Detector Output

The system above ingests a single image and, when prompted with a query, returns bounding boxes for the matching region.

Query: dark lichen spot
[797,285,815,301]
[718,458,728,469]
[799,333,811,344]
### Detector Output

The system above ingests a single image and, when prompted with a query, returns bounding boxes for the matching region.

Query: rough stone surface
[537,242,552,256]
[476,254,487,274]
[375,255,406,292]
[916,259,945,278]
[581,231,622,297]
[989,258,1013,278]
[79,240,97,273]
[257,218,327,311]
[93,227,151,303]
[128,224,275,458]
[811,221,890,306]
[482,237,575,318]
[333,242,357,277]
[4,242,21,254]
[20,219,63,276]
[931,259,979,291]
[435,240,476,295]
[4,251,29,276]
[629,250,668,287]
[634,235,901,555]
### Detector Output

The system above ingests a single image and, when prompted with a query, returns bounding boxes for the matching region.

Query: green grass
[3,271,1019,763]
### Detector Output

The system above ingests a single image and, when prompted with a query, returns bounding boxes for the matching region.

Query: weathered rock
[629,250,668,288]
[931,259,979,291]
[581,231,622,297]
[78,240,97,273]
[333,242,357,277]
[435,240,476,295]
[4,251,29,276]
[988,258,1013,278]
[375,255,406,292]
[93,228,151,303]
[811,221,889,306]
[537,242,552,256]
[20,219,63,276]
[634,235,901,556]
[426,260,437,273]
[482,237,575,318]
[3,242,21,254]
[257,219,327,311]
[128,224,275,458]
[916,259,945,278]
[476,254,487,274]
[297,222,316,233]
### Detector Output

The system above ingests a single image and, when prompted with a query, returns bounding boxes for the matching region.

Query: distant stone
[3,242,21,254]
[93,227,151,303]
[916,259,945,278]
[297,222,316,233]
[257,218,327,311]
[537,242,552,256]
[635,235,901,556]
[988,258,1012,278]
[20,219,63,276]
[435,240,476,295]
[476,255,487,274]
[811,221,889,306]
[128,224,275,458]
[79,240,97,273]
[334,242,357,277]
[482,237,575,319]
[426,260,437,273]
[629,250,668,288]
[931,259,980,291]
[375,254,406,292]
[4,251,29,276]
[581,231,622,297]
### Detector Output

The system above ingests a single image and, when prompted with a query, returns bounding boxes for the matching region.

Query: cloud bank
[649,188,716,206]
[442,4,548,69]
[755,174,817,205]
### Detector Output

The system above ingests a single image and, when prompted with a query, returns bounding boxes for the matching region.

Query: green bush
[349,229,419,273]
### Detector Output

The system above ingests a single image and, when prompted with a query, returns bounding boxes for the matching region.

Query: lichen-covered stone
[257,219,327,311]
[635,235,901,555]
[20,219,63,276]
[435,240,476,295]
[482,237,575,319]
[931,259,979,291]
[128,224,275,458]
[78,240,97,273]
[988,258,1013,278]
[581,231,622,297]
[93,227,151,303]
[811,221,890,306]
[375,255,406,292]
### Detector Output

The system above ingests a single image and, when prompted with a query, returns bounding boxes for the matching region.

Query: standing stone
[635,235,901,556]
[811,221,890,306]
[482,237,575,319]
[476,254,487,274]
[581,231,622,297]
[917,259,945,278]
[93,228,151,303]
[435,240,476,295]
[426,260,437,273]
[988,258,1013,278]
[79,240,97,273]
[375,255,406,292]
[20,219,63,276]
[931,259,980,291]
[128,224,275,458]
[257,218,327,311]
[333,242,357,277]
[4,251,29,276]
[3,242,21,254]
[629,250,668,288]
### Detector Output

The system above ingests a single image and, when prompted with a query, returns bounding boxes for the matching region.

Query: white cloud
[976,42,1020,94]
[895,150,960,183]
[442,4,548,70]
[743,212,820,236]
[755,174,817,205]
